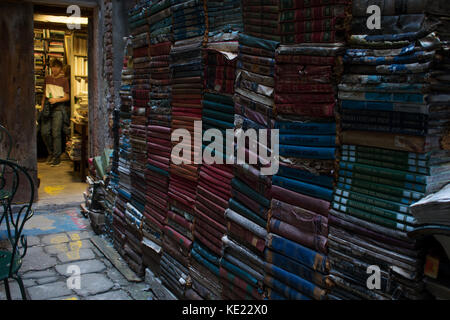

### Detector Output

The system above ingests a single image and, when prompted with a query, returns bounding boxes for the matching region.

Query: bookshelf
[33,28,67,106]
[68,33,89,163]
[70,33,88,100]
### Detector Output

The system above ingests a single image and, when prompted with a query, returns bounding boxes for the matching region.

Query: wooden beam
[31,0,98,9]
[33,4,94,17]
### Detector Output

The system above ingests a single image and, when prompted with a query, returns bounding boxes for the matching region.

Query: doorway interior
[33,4,91,207]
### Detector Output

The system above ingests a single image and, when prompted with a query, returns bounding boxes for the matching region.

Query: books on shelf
[74,56,88,76]
[73,36,88,55]
[75,77,88,96]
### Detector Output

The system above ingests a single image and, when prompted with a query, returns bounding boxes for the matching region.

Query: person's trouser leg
[40,116,53,156]
[51,110,63,159]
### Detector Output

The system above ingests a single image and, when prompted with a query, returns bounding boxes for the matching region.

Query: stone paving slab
[67,231,93,241]
[36,276,61,285]
[44,239,92,255]
[55,259,106,276]
[26,236,41,247]
[50,296,80,300]
[86,290,132,300]
[74,273,114,297]
[27,281,74,300]
[41,233,70,245]
[106,268,130,287]
[23,279,36,287]
[124,282,154,300]
[22,269,57,279]
[20,246,58,273]
[0,280,27,300]
[57,248,96,263]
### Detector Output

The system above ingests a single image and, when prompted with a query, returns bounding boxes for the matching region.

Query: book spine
[276,121,336,135]
[339,169,426,193]
[332,203,414,233]
[341,150,429,171]
[280,134,336,147]
[342,144,428,160]
[340,161,427,185]
[280,145,336,160]
[337,177,424,201]
[334,188,410,214]
[342,123,427,136]
[273,176,334,201]
[333,195,416,225]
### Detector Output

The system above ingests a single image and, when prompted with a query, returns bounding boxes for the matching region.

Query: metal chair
[0,159,35,300]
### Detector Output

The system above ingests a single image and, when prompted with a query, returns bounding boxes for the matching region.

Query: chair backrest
[0,159,34,276]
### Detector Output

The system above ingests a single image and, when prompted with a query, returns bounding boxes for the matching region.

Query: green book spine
[334,188,410,214]
[339,169,426,193]
[339,161,428,185]
[342,145,428,160]
[341,153,429,174]
[337,182,415,205]
[333,195,417,225]
[338,177,424,200]
[332,203,414,233]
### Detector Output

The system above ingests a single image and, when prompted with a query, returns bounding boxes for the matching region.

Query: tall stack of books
[220,31,279,300]
[143,0,173,277]
[263,0,352,301]
[328,0,439,300]
[113,37,134,260]
[120,0,152,277]
[188,33,239,300]
[162,0,207,298]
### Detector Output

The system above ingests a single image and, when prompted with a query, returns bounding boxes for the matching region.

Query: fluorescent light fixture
[34,14,88,25]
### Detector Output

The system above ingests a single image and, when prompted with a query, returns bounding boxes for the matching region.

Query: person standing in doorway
[41,59,70,167]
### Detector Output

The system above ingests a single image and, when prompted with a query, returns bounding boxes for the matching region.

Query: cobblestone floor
[0,218,155,300]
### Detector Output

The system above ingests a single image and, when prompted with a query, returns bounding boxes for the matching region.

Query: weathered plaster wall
[0,1,38,201]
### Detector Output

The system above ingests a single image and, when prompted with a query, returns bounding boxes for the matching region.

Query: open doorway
[33,4,90,206]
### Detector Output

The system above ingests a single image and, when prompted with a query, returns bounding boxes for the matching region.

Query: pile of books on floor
[143,0,174,276]
[328,0,439,300]
[82,150,114,235]
[66,135,82,161]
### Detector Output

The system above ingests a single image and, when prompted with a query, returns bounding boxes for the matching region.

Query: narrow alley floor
[0,207,154,300]
[37,157,85,209]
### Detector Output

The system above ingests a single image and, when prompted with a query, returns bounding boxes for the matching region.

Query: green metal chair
[0,159,35,300]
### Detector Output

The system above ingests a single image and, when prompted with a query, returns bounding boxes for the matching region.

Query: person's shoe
[46,155,54,164]
[50,157,61,167]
